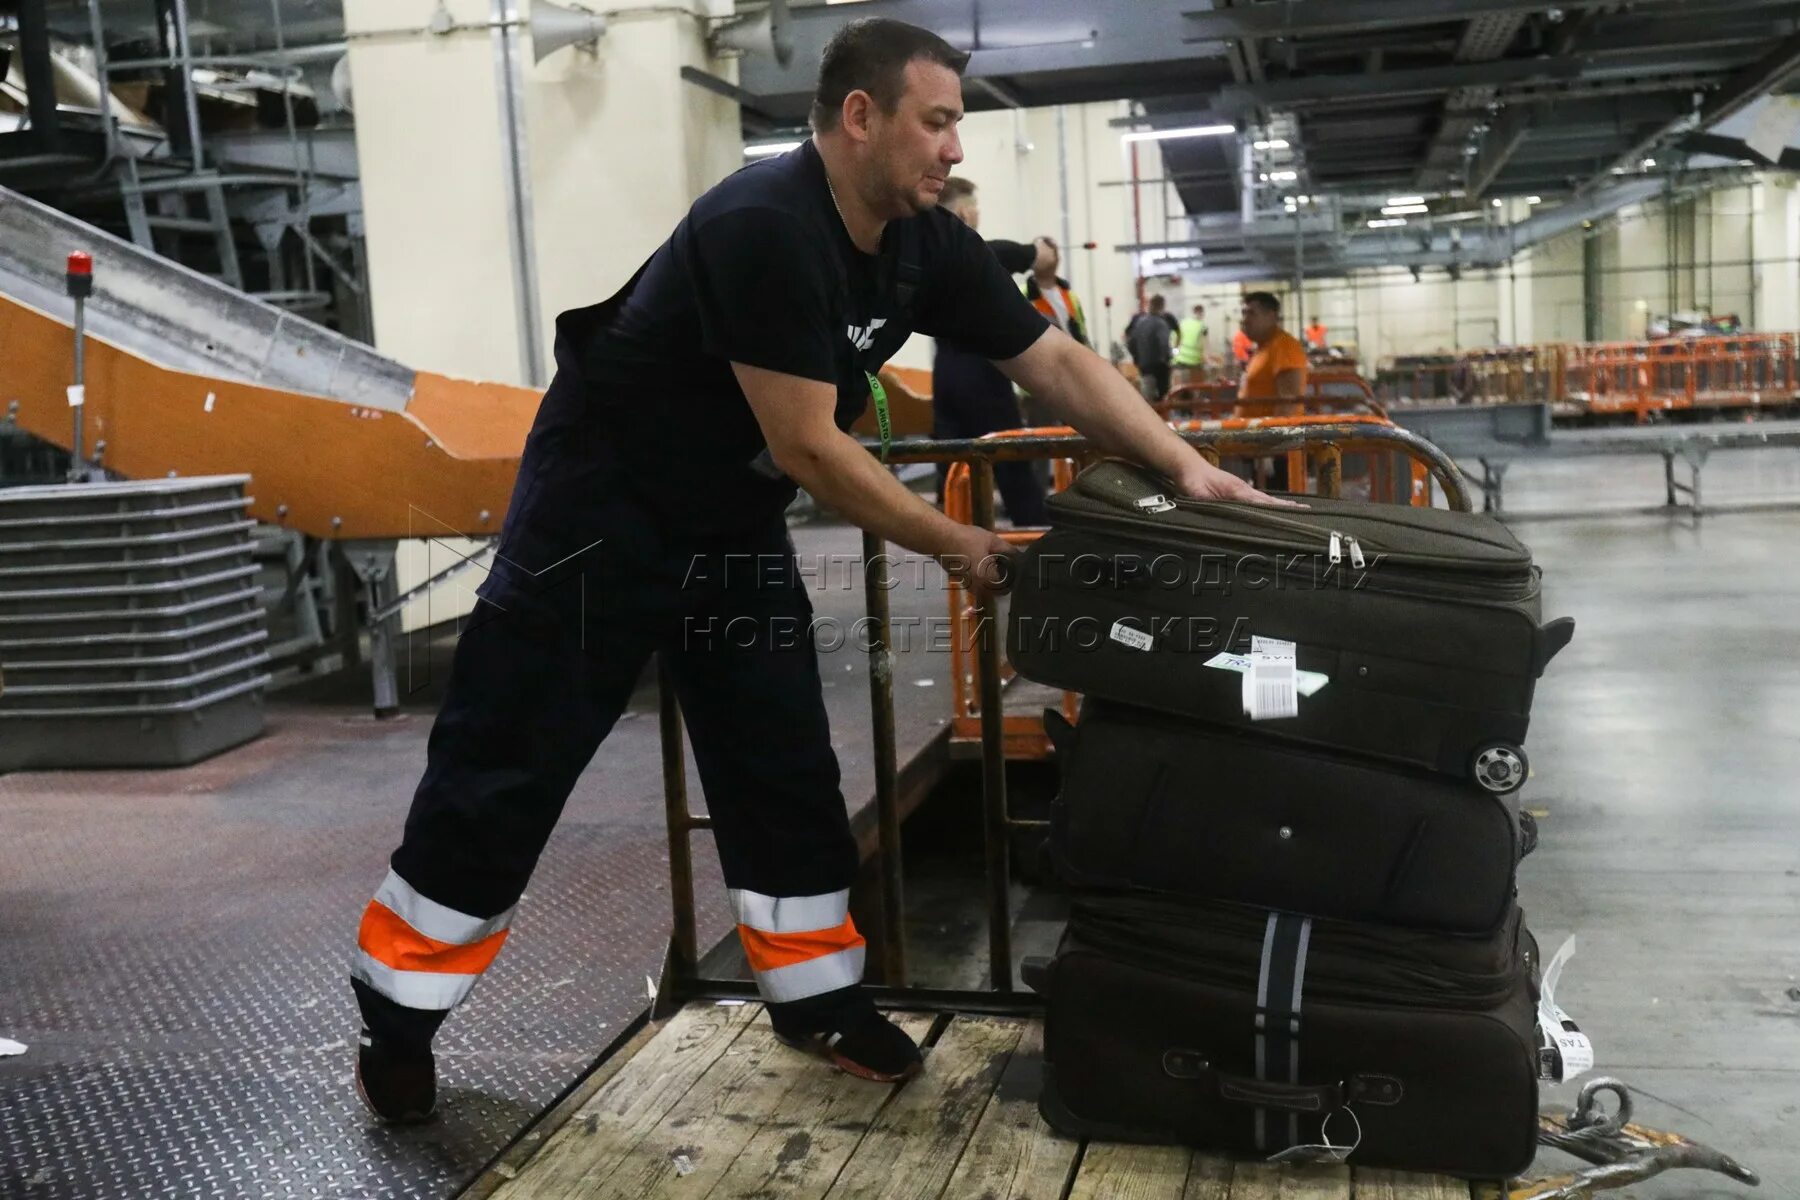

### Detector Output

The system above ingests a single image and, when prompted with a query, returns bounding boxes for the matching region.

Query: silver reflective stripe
[729,888,850,934]
[351,949,480,1011]
[1254,911,1278,1153]
[753,944,865,1003]
[1289,917,1314,1151]
[374,869,514,945]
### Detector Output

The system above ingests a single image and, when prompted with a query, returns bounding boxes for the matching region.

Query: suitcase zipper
[1047,508,1539,605]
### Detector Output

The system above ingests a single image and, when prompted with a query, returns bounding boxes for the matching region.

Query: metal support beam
[1182,0,1608,41]
[1585,28,1800,191]
[1217,58,1585,111]
[17,0,62,151]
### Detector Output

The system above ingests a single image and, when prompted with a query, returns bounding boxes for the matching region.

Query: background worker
[930,176,1048,525]
[1238,291,1309,404]
[349,16,1284,1124]
[1173,303,1208,385]
[1305,315,1329,351]
[1016,235,1090,429]
[1126,294,1176,401]
[1231,324,1254,372]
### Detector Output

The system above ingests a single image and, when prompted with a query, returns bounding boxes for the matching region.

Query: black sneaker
[771,1002,923,1083]
[354,1029,437,1123]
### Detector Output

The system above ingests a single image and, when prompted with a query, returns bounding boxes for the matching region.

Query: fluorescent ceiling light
[1122,124,1235,143]
[1367,217,1407,228]
[744,141,803,158]
[1269,170,1298,182]
[1525,195,1543,205]
[1381,203,1429,215]
[1386,195,1425,206]
[1492,198,1504,207]
[1252,138,1290,150]
[1642,157,1657,168]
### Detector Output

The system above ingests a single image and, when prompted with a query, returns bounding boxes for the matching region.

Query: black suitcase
[1026,893,1541,1178]
[1044,701,1522,933]
[1008,459,1575,794]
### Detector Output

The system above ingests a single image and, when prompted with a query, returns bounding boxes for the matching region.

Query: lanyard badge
[866,370,891,462]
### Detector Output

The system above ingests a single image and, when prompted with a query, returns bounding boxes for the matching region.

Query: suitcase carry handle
[1534,616,1576,674]
[1163,1049,1404,1112]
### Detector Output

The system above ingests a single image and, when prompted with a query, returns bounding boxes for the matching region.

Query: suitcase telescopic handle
[1163,1050,1403,1111]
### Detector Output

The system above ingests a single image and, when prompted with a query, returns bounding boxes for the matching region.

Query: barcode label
[1243,636,1299,720]
[1109,621,1155,652]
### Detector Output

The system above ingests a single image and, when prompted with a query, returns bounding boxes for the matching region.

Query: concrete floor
[1508,459,1800,1197]
[2,450,1798,1198]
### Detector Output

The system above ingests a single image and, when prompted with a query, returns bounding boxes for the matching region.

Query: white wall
[888,99,1170,369]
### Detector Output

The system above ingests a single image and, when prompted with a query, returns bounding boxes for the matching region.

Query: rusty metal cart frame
[650,423,1471,1016]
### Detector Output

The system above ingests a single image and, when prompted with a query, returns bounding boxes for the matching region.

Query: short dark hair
[940,176,977,207]
[1194,304,1205,314]
[1148,294,1166,310]
[1243,291,1282,316]
[811,19,971,133]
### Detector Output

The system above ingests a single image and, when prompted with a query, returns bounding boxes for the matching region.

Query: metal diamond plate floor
[0,522,963,1199]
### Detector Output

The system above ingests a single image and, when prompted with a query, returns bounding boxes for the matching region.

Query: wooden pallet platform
[484,1002,1478,1200]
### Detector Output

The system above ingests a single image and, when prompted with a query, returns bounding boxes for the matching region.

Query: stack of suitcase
[1006,459,1576,1178]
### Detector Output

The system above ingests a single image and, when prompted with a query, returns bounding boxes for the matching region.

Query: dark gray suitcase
[1045,701,1522,933]
[1026,894,1542,1178]
[1008,459,1574,794]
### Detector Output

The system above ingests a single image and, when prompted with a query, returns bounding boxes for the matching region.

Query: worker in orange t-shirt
[1305,317,1328,350]
[1231,327,1254,368]
[1238,291,1309,403]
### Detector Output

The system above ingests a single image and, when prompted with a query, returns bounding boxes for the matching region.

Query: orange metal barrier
[936,416,1432,761]
[1156,369,1386,422]
[1386,335,1800,421]
[1560,334,1799,421]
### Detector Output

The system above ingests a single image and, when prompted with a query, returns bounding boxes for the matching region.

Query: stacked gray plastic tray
[0,475,270,771]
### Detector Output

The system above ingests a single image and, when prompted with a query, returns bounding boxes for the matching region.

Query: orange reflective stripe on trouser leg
[350,869,516,1011]
[736,915,867,1003]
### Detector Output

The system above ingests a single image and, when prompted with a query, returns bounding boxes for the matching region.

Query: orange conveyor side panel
[2,291,539,540]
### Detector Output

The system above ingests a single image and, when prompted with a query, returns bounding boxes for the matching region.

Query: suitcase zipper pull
[1328,531,1343,564]
[1347,535,1366,569]
[1134,493,1177,514]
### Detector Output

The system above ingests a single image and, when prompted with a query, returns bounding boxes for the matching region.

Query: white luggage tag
[1266,1106,1362,1165]
[1244,636,1299,721]
[1535,935,1595,1081]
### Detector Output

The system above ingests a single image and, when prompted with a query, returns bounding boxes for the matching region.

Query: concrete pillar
[342,0,738,386]
[341,0,738,632]
[1752,179,1800,332]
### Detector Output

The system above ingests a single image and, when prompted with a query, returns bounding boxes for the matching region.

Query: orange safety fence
[1381,334,1800,421]
[935,415,1431,761]
[1560,334,1799,421]
[1155,369,1387,423]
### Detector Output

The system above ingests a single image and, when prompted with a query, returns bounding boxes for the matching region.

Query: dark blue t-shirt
[534,139,1049,537]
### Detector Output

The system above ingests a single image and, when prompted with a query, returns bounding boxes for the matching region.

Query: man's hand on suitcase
[1171,456,1307,508]
[941,526,1021,602]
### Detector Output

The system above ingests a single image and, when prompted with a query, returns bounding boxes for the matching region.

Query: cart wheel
[1472,744,1528,795]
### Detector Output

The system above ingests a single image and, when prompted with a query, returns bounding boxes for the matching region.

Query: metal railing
[652,425,1470,1013]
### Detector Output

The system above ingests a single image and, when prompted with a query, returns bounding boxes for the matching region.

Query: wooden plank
[701,1011,937,1200]
[938,1022,1081,1200]
[1066,1141,1193,1200]
[1183,1155,1235,1200]
[581,1016,820,1198]
[822,1014,1026,1200]
[490,1000,759,1200]
[1354,1169,1476,1200]
[1227,1163,1351,1200]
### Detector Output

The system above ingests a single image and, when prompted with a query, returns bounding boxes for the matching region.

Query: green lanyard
[866,370,891,463]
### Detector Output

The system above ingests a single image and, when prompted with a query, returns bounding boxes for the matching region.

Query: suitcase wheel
[1472,744,1528,795]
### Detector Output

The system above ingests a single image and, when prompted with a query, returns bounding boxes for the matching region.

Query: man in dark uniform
[350,18,1279,1122]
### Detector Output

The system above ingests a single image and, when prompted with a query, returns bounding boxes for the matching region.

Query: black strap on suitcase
[1008,459,1574,793]
[1026,894,1542,1178]
[1045,701,1522,933]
